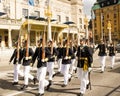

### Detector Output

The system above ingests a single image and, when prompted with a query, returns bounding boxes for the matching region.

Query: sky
[83,0,96,19]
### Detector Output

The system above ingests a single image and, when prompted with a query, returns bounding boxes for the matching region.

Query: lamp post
[84,15,89,39]
[107,20,112,43]
[44,0,52,41]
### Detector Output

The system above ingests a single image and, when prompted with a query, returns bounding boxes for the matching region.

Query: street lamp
[44,0,52,41]
[84,15,89,39]
[107,20,112,43]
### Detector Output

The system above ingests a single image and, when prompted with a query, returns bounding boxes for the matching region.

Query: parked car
[116,44,120,53]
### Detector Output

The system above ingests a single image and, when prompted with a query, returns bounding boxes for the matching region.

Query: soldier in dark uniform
[61,39,74,87]
[107,42,116,69]
[69,40,77,75]
[95,40,107,73]
[56,42,63,74]
[9,42,24,85]
[32,39,51,96]
[46,40,58,86]
[76,39,93,96]
[21,40,36,90]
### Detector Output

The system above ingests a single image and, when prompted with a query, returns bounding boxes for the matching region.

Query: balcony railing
[0,18,22,25]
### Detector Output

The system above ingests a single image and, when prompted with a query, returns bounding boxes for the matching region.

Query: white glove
[88,67,92,72]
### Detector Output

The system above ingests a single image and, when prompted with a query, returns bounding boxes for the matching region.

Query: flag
[28,0,34,6]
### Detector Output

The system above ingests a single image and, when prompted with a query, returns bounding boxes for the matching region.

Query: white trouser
[37,67,49,94]
[99,56,106,71]
[14,64,24,82]
[23,66,34,85]
[110,56,115,68]
[57,59,62,72]
[77,68,88,94]
[70,59,76,74]
[47,62,55,80]
[61,64,71,85]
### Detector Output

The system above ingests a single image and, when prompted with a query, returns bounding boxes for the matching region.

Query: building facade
[0,0,85,48]
[92,0,120,44]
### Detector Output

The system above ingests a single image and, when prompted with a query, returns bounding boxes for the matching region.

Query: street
[0,50,120,96]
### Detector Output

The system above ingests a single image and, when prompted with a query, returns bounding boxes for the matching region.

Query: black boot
[46,80,52,91]
[12,82,18,85]
[20,85,28,90]
[36,93,44,96]
[33,77,37,85]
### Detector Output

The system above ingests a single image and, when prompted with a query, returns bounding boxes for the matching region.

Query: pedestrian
[61,39,73,87]
[95,39,107,73]
[9,42,24,85]
[21,40,36,90]
[76,39,93,96]
[107,42,116,69]
[32,38,51,96]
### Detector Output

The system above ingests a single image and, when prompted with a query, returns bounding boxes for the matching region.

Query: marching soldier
[32,38,51,96]
[76,39,93,96]
[56,42,63,74]
[9,42,24,85]
[69,40,77,75]
[21,40,36,90]
[95,40,107,73]
[46,40,58,86]
[107,42,116,69]
[61,39,74,87]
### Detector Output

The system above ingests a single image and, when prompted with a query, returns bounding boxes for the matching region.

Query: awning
[0,12,6,16]
[21,19,68,31]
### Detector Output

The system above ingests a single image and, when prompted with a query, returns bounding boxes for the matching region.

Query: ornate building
[92,0,120,44]
[0,0,85,48]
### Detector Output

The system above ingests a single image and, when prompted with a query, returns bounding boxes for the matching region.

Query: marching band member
[32,38,51,96]
[95,40,107,73]
[61,39,74,87]
[9,42,24,85]
[21,40,36,90]
[76,39,93,96]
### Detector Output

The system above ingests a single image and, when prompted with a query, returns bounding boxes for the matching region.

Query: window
[79,9,82,13]
[79,18,82,24]
[107,14,109,18]
[114,14,117,18]
[22,8,28,17]
[66,16,69,22]
[34,11,40,17]
[57,15,61,22]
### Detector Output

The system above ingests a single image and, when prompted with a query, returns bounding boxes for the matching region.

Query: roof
[92,2,101,10]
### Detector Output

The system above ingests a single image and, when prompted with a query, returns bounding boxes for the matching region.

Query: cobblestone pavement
[0,50,120,96]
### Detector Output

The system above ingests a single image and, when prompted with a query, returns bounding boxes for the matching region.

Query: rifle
[42,32,46,60]
[16,29,21,63]
[66,28,70,57]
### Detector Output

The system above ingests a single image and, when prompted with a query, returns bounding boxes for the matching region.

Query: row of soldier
[9,38,116,96]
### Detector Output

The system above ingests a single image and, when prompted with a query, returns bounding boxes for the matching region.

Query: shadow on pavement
[105,85,120,96]
[47,87,79,95]
[109,66,120,73]
[0,78,21,91]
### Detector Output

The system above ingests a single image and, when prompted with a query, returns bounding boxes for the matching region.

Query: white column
[8,29,12,48]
